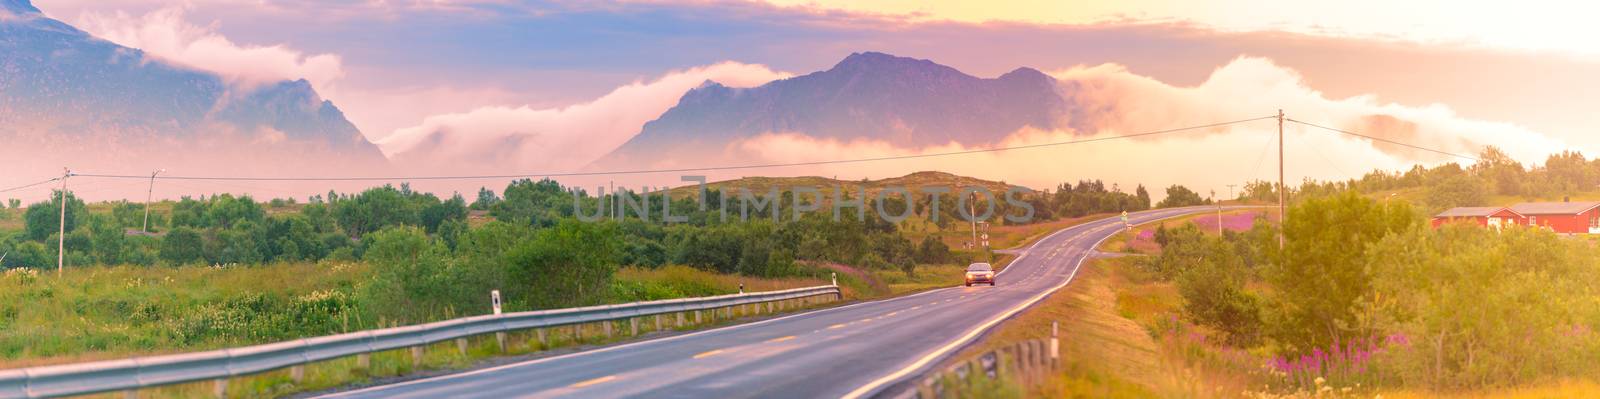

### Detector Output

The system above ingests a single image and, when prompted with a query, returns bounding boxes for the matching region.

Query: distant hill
[597,52,1090,168]
[0,0,384,174]
[663,171,1033,199]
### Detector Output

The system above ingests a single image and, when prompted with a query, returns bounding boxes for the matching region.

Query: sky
[13,0,1600,202]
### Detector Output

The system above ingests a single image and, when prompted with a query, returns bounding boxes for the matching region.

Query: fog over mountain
[598,52,1095,167]
[1,0,385,199]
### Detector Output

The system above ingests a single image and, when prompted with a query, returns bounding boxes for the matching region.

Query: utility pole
[57,168,70,277]
[143,169,164,233]
[969,191,978,250]
[1276,109,1286,248]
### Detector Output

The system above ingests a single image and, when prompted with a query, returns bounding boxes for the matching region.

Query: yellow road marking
[693,349,725,359]
[569,375,617,388]
[765,335,796,343]
[885,311,898,317]
[859,318,873,323]
[829,323,847,329]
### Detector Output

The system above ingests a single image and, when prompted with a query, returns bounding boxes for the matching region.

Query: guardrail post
[290,364,305,383]
[677,311,686,327]
[123,389,137,399]
[765,301,773,314]
[357,353,371,369]
[694,310,703,324]
[630,317,639,336]
[212,378,228,398]
[411,346,425,368]
[603,321,613,338]
[574,324,583,342]
[536,328,548,347]
[654,314,663,331]
[456,337,469,356]
[496,331,508,353]
[1051,321,1060,369]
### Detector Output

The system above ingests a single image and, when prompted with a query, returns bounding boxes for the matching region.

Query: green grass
[0,262,826,370]
[9,261,842,398]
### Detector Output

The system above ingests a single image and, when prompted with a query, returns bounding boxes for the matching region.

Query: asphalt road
[316,207,1213,399]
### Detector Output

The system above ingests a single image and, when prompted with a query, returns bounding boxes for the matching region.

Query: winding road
[315,207,1211,399]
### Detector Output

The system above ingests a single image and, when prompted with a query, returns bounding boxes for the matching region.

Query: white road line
[839,209,1210,399]
[315,284,955,398]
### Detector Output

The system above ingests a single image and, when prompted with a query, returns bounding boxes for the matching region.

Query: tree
[1471,146,1526,196]
[1156,185,1207,208]
[7,199,19,209]
[160,227,205,265]
[915,235,950,264]
[420,194,468,234]
[1544,150,1591,193]
[471,187,499,210]
[203,194,265,229]
[1134,185,1152,210]
[1424,174,1488,212]
[1174,232,1262,346]
[2,241,50,268]
[358,227,479,322]
[1265,192,1417,353]
[23,190,86,241]
[491,179,570,226]
[335,186,418,238]
[503,220,622,309]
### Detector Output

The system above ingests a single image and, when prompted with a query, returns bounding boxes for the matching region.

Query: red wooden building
[1430,207,1525,229]
[1507,202,1600,234]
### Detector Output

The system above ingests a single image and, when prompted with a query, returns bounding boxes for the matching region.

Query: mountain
[0,0,384,169]
[598,52,1091,167]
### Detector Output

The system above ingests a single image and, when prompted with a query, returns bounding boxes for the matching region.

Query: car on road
[964,263,995,286]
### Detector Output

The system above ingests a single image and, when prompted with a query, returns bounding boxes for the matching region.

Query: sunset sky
[10,0,1599,201]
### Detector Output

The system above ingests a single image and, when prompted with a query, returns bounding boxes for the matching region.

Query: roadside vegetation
[958,187,1600,398]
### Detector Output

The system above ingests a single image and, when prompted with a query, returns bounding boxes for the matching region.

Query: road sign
[491,290,502,315]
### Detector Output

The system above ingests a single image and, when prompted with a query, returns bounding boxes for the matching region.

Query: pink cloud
[75,7,344,92]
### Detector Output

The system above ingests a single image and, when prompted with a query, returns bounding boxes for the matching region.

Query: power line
[0,177,61,194]
[70,115,1279,182]
[1286,118,1480,162]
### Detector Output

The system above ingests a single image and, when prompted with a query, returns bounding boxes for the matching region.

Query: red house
[1431,207,1525,229]
[1508,201,1600,234]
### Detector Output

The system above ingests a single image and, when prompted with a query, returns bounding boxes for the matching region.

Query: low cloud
[1048,56,1565,165]
[591,56,1571,201]
[380,62,793,173]
[76,7,344,91]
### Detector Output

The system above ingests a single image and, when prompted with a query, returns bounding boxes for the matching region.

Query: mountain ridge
[0,3,384,163]
[599,51,1089,168]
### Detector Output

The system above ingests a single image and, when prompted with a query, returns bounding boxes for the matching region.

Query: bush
[160,227,205,265]
[1173,235,1262,346]
[502,220,621,309]
[1265,192,1415,353]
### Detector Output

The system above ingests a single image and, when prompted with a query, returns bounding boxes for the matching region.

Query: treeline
[0,175,1213,274]
[1237,147,1600,212]
[0,179,956,278]
[1147,192,1600,390]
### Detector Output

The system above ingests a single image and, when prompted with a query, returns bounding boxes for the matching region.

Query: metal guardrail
[888,321,1061,399]
[0,284,841,398]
